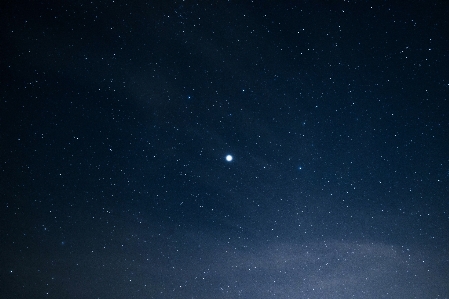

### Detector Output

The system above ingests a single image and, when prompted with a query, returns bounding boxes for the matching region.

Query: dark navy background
[1,1,448,298]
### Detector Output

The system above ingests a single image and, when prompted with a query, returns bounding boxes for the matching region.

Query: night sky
[1,1,449,298]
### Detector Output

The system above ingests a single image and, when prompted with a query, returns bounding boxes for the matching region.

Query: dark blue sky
[1,1,448,298]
